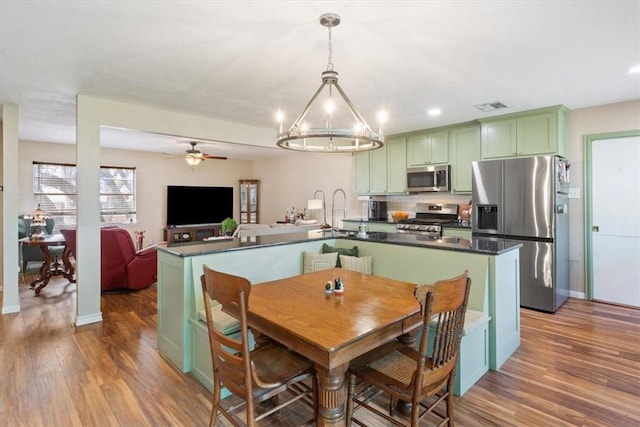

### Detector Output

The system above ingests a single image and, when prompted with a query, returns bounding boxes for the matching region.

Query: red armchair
[60,227,157,292]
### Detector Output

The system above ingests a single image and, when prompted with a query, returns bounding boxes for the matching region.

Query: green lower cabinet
[442,228,472,239]
[367,222,397,232]
[342,221,397,232]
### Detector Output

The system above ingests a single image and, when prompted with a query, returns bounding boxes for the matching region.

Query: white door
[591,135,640,307]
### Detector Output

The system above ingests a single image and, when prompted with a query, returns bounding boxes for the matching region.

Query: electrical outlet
[568,188,580,199]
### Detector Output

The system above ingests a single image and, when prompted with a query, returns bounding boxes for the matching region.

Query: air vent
[474,101,511,112]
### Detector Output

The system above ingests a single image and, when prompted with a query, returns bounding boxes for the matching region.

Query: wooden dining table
[238,268,423,427]
[19,234,75,295]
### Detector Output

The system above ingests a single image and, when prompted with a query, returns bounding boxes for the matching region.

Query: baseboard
[570,290,586,299]
[75,312,103,326]
[2,304,20,314]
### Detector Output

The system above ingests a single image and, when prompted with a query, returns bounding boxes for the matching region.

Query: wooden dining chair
[201,266,317,426]
[346,271,471,427]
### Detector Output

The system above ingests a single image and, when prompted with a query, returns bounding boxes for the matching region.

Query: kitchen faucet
[331,188,347,230]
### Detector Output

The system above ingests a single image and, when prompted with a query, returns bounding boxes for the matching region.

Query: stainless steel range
[396,203,459,236]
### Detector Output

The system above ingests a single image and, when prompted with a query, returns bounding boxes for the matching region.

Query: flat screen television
[166,185,233,227]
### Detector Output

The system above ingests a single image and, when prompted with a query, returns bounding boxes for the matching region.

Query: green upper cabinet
[449,124,481,193]
[369,143,387,193]
[480,105,568,159]
[517,113,559,156]
[354,138,407,195]
[406,131,449,166]
[357,105,568,194]
[386,137,407,193]
[480,119,517,159]
[354,150,371,194]
[354,144,388,195]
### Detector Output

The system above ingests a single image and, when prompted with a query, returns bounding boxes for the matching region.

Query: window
[33,162,136,231]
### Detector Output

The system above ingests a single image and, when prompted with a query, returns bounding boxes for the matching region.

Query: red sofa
[60,227,157,292]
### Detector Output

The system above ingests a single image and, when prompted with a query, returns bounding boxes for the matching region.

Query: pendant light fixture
[276,13,387,152]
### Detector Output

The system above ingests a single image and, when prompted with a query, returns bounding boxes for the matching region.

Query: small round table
[19,234,76,295]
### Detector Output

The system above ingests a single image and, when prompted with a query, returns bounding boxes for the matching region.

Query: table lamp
[24,204,52,240]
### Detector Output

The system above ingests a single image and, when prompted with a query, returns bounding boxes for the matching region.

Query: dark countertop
[342,218,472,229]
[156,229,520,257]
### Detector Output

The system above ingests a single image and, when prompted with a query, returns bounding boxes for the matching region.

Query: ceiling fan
[181,141,227,167]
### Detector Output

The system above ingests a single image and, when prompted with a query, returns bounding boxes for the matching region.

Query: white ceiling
[1,1,639,160]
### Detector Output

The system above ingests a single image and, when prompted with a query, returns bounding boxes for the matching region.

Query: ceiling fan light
[185,155,203,166]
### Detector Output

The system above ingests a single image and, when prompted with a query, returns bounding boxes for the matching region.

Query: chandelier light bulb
[325,100,335,114]
[378,110,388,124]
[276,110,285,132]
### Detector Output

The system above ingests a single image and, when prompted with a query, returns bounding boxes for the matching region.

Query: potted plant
[221,217,238,236]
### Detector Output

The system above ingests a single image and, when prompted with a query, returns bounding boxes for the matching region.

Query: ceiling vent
[474,101,511,112]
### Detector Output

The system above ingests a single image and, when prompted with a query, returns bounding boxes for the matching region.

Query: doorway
[585,131,640,307]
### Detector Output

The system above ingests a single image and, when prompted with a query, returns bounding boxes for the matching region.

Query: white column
[75,95,103,325]
[1,103,21,314]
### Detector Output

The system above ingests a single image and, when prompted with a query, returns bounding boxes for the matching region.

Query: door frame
[584,129,640,300]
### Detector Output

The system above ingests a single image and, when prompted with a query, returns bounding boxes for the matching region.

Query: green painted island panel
[156,231,521,397]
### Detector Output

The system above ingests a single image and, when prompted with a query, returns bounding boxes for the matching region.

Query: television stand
[164,225,221,244]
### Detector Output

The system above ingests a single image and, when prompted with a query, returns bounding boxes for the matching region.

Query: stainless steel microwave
[406,165,451,192]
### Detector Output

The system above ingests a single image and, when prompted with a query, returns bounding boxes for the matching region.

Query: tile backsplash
[358,193,472,220]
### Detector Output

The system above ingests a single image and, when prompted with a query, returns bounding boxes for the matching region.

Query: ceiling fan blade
[202,154,228,160]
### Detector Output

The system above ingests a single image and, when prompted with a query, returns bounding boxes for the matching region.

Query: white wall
[18,140,253,245]
[253,152,356,226]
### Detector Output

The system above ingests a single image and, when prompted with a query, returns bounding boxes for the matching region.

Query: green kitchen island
[155,229,521,396]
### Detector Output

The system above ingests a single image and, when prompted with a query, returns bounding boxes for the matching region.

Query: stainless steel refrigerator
[472,155,570,312]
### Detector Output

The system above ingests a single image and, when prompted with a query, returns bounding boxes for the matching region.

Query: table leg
[29,244,75,295]
[61,247,76,283]
[32,246,53,295]
[315,363,349,427]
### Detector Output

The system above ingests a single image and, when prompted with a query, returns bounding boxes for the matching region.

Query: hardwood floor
[1,274,639,426]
